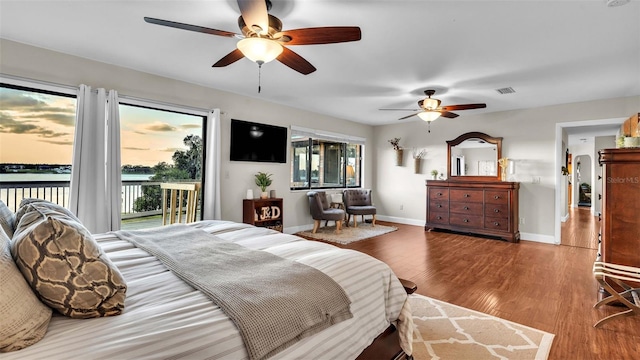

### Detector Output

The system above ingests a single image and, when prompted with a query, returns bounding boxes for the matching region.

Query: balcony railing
[1,180,163,218]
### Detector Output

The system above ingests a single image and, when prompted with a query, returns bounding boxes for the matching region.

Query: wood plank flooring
[327,221,639,360]
[561,207,599,249]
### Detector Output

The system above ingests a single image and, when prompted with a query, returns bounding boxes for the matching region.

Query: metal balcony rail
[0,180,174,219]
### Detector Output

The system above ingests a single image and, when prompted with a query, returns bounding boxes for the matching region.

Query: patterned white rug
[295,223,397,245]
[409,294,555,360]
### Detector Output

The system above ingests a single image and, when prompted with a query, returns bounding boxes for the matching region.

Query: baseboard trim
[376,215,424,227]
[520,232,557,244]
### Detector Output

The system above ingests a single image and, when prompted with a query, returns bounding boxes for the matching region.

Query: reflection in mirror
[450,139,498,176]
[446,132,502,181]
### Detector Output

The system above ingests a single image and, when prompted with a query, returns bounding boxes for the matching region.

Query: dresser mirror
[447,132,502,181]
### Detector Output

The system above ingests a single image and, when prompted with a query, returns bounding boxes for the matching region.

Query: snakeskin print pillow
[0,227,52,352]
[11,201,127,319]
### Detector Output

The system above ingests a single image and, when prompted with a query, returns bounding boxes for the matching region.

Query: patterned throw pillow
[0,227,52,352]
[0,200,15,238]
[11,201,127,318]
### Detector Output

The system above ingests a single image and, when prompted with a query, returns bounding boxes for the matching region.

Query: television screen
[230,119,287,163]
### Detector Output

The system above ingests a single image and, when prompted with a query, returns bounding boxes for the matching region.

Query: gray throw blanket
[115,225,353,360]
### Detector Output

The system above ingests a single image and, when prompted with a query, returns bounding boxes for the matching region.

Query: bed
[1,199,412,360]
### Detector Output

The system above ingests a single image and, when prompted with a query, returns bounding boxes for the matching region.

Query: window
[290,126,363,190]
[0,82,77,211]
[118,102,205,226]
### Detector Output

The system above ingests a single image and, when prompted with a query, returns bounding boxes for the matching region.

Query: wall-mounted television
[230,119,287,163]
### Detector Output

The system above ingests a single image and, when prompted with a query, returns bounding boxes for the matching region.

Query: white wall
[2,39,638,240]
[0,39,373,232]
[374,96,639,242]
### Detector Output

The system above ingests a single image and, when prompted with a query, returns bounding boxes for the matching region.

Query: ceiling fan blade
[398,112,419,120]
[440,103,486,111]
[440,111,459,118]
[143,17,239,38]
[237,0,269,35]
[277,27,362,45]
[212,49,245,67]
[276,47,316,75]
[379,108,420,111]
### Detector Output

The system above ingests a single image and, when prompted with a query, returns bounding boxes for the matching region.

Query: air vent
[496,87,516,95]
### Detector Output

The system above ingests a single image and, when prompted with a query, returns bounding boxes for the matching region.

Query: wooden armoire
[598,148,640,274]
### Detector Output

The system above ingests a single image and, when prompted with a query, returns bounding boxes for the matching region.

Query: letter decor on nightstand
[243,198,283,232]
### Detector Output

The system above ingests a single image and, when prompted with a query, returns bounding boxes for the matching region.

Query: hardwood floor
[561,206,599,249]
[330,221,639,360]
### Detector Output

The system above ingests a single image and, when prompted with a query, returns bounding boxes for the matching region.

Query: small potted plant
[388,137,403,166]
[254,172,273,199]
[430,169,439,180]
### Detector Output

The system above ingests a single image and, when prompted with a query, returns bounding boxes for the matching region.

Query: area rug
[409,294,554,360]
[295,223,397,245]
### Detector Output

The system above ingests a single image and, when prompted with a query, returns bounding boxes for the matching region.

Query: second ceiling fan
[144,0,361,75]
[381,89,487,124]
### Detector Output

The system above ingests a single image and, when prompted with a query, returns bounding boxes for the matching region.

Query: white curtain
[202,109,221,220]
[69,85,122,233]
[105,90,122,230]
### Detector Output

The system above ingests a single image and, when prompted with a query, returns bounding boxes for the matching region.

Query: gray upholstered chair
[342,189,376,227]
[307,191,345,233]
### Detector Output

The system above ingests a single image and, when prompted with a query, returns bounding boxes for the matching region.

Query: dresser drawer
[485,216,511,232]
[429,187,449,201]
[429,201,449,212]
[449,202,483,215]
[428,211,449,225]
[449,214,483,228]
[450,189,483,203]
[485,203,509,218]
[485,190,510,204]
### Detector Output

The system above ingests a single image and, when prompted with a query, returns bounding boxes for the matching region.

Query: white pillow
[0,226,52,352]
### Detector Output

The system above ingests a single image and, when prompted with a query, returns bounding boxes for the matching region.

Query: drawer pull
[494,195,500,199]
[437,192,443,196]
[493,221,500,226]
[463,218,469,223]
[464,194,470,198]
[463,206,469,210]
[437,204,442,208]
[494,209,500,213]
[437,216,442,220]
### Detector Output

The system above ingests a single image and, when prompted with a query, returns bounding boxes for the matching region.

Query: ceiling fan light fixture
[418,110,441,122]
[422,98,440,110]
[237,37,283,64]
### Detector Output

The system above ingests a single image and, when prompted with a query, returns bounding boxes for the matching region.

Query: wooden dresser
[425,180,520,242]
[598,148,640,271]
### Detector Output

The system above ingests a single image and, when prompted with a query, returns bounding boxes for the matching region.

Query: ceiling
[0,0,639,126]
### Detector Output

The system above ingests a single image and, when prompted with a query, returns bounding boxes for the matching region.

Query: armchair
[342,189,376,227]
[307,191,345,234]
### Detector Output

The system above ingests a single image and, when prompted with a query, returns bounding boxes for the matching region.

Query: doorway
[554,118,625,247]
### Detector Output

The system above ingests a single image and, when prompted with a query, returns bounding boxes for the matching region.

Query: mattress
[5,220,410,359]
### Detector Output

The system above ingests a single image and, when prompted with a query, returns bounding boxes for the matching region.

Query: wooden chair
[592,261,640,328]
[161,182,201,225]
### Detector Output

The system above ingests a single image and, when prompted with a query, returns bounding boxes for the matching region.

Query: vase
[414,158,421,174]
[260,191,269,199]
[395,149,403,166]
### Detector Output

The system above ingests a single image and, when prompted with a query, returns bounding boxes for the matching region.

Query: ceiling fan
[380,90,486,131]
[143,0,361,77]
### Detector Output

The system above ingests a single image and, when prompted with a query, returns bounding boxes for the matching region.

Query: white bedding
[4,220,410,359]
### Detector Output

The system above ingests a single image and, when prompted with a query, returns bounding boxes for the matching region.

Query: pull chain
[257,62,263,93]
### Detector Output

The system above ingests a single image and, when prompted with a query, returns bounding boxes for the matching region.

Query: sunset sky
[0,87,203,166]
